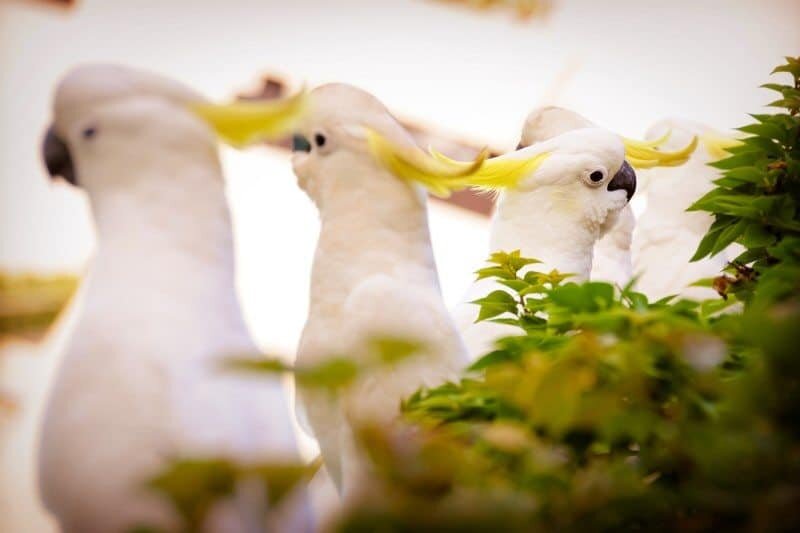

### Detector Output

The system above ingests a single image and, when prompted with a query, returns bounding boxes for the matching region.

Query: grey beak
[607,160,636,202]
[43,127,76,185]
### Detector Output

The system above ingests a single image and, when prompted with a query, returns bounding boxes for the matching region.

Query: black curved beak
[42,127,76,186]
[607,160,636,202]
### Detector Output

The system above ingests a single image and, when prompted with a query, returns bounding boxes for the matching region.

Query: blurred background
[1,0,798,530]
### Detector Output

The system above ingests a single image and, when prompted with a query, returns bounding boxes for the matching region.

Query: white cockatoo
[196,83,559,498]
[454,107,698,361]
[633,119,739,300]
[289,84,471,498]
[517,106,637,287]
[38,64,309,533]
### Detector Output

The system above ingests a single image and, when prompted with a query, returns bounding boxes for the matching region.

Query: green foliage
[0,272,78,340]
[142,59,800,532]
[141,457,318,532]
[335,249,800,532]
[690,57,800,306]
[225,336,423,391]
[334,61,800,527]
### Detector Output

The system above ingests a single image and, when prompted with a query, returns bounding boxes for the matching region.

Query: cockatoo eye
[82,126,97,140]
[589,170,605,182]
[311,130,334,155]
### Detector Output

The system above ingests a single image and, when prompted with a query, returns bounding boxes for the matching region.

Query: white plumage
[519,106,635,286]
[455,114,635,360]
[290,84,467,497]
[632,118,735,300]
[38,65,307,533]
[592,204,635,286]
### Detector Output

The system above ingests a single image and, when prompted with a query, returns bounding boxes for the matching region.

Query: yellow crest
[622,131,698,169]
[366,130,550,198]
[699,133,743,161]
[190,89,309,147]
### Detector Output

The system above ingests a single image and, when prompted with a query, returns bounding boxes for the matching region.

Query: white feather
[38,65,308,533]
[291,84,467,497]
[455,112,632,361]
[632,118,735,300]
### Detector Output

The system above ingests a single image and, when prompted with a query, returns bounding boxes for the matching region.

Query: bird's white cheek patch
[549,188,578,213]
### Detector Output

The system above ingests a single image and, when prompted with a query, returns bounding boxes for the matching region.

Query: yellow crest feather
[190,89,309,147]
[429,148,551,194]
[366,130,549,198]
[623,132,699,169]
[699,134,743,161]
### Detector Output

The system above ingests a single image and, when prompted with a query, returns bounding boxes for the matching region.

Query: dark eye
[292,134,311,153]
[82,127,97,139]
[314,133,326,148]
[589,170,605,182]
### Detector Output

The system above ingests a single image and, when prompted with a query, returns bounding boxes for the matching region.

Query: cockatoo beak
[42,126,77,186]
[607,160,636,201]
[189,89,309,147]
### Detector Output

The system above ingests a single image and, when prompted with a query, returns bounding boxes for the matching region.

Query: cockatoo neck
[82,147,248,354]
[492,188,599,280]
[309,170,440,312]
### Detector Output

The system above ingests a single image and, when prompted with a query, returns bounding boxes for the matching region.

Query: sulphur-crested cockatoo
[197,83,557,498]
[517,106,636,286]
[38,64,309,533]
[633,119,739,300]
[454,107,698,360]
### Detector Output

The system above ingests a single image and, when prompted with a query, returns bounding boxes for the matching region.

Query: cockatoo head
[42,64,213,194]
[43,64,306,201]
[518,106,597,148]
[513,106,635,235]
[515,105,698,235]
[507,126,636,235]
[288,83,422,207]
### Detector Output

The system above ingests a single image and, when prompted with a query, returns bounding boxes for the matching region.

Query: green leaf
[738,223,776,248]
[148,459,237,529]
[368,337,423,364]
[472,290,519,321]
[720,166,764,185]
[699,298,738,318]
[497,279,530,292]
[733,247,768,265]
[738,122,786,142]
[296,358,360,389]
[710,152,762,170]
[691,221,727,261]
[711,219,748,256]
[772,59,800,77]
[249,460,320,505]
[475,266,516,281]
[469,349,521,371]
[223,356,291,375]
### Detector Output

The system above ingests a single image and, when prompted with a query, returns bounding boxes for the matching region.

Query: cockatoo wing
[340,273,466,425]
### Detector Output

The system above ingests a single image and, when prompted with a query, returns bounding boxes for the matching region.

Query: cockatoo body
[633,119,734,300]
[288,84,468,496]
[519,106,635,286]
[38,65,307,533]
[455,114,637,360]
